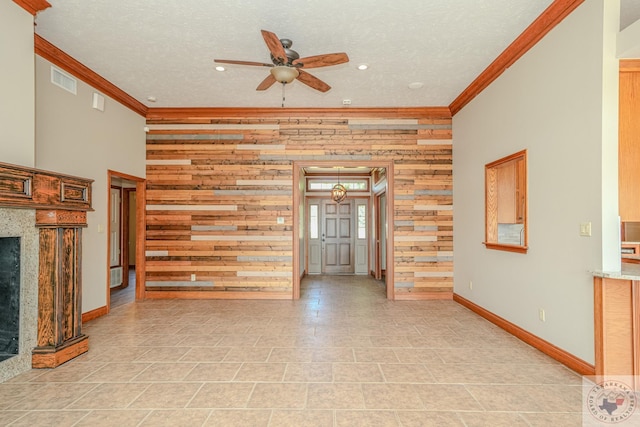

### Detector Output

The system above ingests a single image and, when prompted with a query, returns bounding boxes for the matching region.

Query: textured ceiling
[33,0,638,109]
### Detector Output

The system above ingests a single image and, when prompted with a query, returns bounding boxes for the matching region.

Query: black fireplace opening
[0,237,20,361]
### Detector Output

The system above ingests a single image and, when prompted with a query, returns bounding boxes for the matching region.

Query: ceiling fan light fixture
[270,66,299,83]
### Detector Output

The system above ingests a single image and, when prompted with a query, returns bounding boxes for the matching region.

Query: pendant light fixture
[331,167,347,204]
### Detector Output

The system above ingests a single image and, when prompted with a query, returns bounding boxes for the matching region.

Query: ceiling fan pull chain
[281,82,286,108]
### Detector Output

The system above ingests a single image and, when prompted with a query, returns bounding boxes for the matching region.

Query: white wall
[0,2,35,167]
[452,0,619,364]
[35,56,146,313]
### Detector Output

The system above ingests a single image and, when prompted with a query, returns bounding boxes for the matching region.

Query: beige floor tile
[1,410,89,427]
[217,335,262,347]
[2,276,586,423]
[283,363,333,382]
[73,409,151,427]
[457,411,530,427]
[311,347,355,363]
[415,384,484,411]
[177,334,223,347]
[395,410,465,426]
[269,347,314,363]
[184,362,242,381]
[353,348,399,363]
[204,409,271,426]
[224,347,273,362]
[332,363,384,382]
[30,362,105,383]
[466,384,582,412]
[521,412,584,426]
[9,382,97,410]
[269,410,334,426]
[362,384,424,410]
[179,346,232,362]
[248,383,308,409]
[0,383,49,409]
[135,346,191,362]
[81,362,151,382]
[335,410,399,426]
[131,362,197,381]
[129,382,202,409]
[234,363,287,382]
[188,383,255,409]
[67,383,150,409]
[139,409,211,426]
[379,363,434,383]
[307,383,365,409]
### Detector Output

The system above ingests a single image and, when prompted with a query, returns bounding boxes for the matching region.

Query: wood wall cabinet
[496,157,525,224]
[619,62,640,222]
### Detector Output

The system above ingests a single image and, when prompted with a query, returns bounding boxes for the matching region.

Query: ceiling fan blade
[296,69,331,92]
[214,59,273,67]
[261,30,287,63]
[256,73,277,91]
[293,52,349,69]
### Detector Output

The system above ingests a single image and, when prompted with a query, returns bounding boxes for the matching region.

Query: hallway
[0,275,584,426]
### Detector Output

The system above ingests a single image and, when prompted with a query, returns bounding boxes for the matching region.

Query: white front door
[322,199,354,274]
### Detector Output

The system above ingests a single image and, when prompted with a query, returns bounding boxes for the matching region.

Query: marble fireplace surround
[0,162,93,382]
[0,208,38,382]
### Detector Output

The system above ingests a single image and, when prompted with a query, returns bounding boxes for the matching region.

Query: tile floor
[0,275,586,426]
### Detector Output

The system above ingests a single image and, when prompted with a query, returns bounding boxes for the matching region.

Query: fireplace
[0,236,20,361]
[0,161,93,382]
[0,208,38,382]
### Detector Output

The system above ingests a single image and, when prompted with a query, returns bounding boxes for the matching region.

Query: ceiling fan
[214,30,349,93]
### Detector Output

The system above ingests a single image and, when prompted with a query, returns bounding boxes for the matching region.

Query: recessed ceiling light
[357,64,369,71]
[215,66,226,72]
[147,96,157,102]
[408,82,424,89]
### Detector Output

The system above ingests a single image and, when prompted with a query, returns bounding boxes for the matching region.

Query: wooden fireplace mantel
[0,161,93,368]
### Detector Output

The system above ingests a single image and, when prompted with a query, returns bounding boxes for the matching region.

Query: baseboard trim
[453,293,595,376]
[82,305,108,323]
[395,291,453,300]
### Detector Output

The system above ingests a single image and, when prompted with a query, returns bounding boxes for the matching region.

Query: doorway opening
[107,170,146,311]
[292,160,394,300]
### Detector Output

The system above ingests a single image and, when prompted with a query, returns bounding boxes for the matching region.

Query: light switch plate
[580,222,592,237]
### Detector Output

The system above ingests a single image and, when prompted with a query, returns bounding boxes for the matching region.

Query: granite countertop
[593,263,640,280]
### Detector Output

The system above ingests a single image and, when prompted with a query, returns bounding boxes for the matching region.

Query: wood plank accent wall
[145,108,452,299]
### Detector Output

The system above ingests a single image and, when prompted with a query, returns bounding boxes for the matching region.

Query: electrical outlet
[539,308,546,322]
[190,274,196,281]
[469,281,473,290]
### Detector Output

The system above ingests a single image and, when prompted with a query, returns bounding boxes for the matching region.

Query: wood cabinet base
[594,277,640,389]
[32,335,89,368]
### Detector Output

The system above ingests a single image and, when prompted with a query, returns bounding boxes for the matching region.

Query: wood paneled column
[32,210,88,368]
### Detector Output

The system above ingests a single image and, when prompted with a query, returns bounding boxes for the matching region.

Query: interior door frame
[107,170,146,311]
[374,191,386,281]
[292,160,394,300]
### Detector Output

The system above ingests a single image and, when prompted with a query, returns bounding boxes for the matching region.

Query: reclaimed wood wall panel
[146,111,453,299]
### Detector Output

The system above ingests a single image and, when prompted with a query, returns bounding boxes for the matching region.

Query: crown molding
[146,106,452,120]
[449,0,585,116]
[13,0,50,15]
[34,35,148,117]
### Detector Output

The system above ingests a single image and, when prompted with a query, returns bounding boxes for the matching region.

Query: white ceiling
[34,0,640,110]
